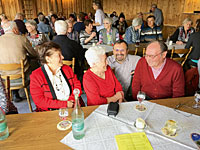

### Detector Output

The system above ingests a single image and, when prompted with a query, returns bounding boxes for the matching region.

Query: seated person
[30,42,84,111]
[25,20,48,49]
[132,41,185,100]
[185,19,200,67]
[66,20,79,43]
[124,18,142,44]
[140,15,163,43]
[99,17,119,45]
[107,40,141,99]
[137,12,147,29]
[83,46,124,106]
[80,19,98,45]
[112,12,128,39]
[170,18,195,45]
[73,13,85,33]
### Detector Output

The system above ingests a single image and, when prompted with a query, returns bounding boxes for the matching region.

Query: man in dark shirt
[53,20,84,78]
[14,13,27,34]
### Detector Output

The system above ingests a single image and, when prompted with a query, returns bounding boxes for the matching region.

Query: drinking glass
[136,91,146,111]
[193,91,200,109]
[59,107,69,120]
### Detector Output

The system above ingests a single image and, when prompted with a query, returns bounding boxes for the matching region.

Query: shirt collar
[151,58,166,71]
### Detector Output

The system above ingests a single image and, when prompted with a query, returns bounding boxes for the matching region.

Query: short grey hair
[55,20,68,35]
[103,17,112,25]
[38,14,45,22]
[25,20,37,29]
[182,18,193,25]
[2,21,17,33]
[85,46,106,67]
[15,13,24,20]
[132,18,142,27]
[65,19,73,24]
[151,4,157,8]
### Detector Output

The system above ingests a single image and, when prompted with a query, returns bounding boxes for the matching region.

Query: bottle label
[0,122,7,132]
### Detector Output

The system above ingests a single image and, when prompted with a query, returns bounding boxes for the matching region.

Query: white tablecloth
[61,101,199,150]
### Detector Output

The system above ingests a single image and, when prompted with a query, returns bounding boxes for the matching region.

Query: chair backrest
[0,75,10,101]
[142,48,146,57]
[170,47,192,66]
[62,57,75,72]
[0,59,26,85]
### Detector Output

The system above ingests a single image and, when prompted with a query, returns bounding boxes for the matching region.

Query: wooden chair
[0,75,10,102]
[142,48,146,57]
[170,47,192,66]
[62,57,75,72]
[0,59,32,112]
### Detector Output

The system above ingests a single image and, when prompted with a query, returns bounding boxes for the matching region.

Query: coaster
[135,104,147,112]
[161,127,177,137]
[191,133,200,148]
[57,120,72,131]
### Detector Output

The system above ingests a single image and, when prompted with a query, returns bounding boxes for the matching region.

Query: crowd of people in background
[0,0,200,113]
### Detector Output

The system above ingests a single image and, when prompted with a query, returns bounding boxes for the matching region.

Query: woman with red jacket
[30,42,83,111]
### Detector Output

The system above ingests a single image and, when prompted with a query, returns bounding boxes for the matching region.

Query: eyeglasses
[144,52,163,59]
[114,49,126,52]
[103,23,109,25]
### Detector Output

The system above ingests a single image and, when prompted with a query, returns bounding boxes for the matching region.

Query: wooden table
[1,96,199,150]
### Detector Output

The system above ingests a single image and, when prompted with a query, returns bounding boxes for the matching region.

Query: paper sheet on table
[115,132,153,150]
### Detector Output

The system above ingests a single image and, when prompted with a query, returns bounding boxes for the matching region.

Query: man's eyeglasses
[114,49,126,52]
[144,52,163,59]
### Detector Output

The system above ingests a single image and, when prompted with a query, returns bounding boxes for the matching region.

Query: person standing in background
[92,0,105,38]
[150,4,164,28]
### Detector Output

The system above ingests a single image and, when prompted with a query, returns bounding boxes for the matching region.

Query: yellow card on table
[115,132,153,150]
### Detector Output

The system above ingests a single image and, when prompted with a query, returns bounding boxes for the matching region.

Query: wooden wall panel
[103,0,200,39]
[1,0,23,20]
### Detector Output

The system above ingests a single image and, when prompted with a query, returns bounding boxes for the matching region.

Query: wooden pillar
[48,0,52,11]
[55,0,58,13]
[0,0,4,14]
[60,0,63,13]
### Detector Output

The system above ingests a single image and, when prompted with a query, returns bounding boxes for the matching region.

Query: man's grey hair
[132,18,142,27]
[65,19,73,24]
[25,20,37,29]
[2,21,17,33]
[85,46,106,67]
[15,13,24,20]
[151,4,157,8]
[55,20,68,35]
[182,18,193,26]
[38,14,45,22]
[103,17,112,25]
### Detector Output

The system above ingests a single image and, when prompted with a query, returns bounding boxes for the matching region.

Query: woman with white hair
[98,17,119,45]
[25,20,48,49]
[170,18,195,45]
[124,18,142,44]
[83,46,124,106]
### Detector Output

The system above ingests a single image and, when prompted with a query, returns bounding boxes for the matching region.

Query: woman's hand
[176,41,184,45]
[106,91,124,103]
[67,100,74,108]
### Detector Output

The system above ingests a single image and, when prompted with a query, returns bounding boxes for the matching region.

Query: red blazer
[30,65,83,111]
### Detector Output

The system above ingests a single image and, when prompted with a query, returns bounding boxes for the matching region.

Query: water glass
[59,107,68,120]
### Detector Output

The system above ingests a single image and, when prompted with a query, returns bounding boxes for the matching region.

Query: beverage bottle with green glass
[0,107,9,140]
[71,89,85,140]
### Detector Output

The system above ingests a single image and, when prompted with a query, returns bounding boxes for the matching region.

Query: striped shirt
[79,30,98,45]
[141,26,163,43]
